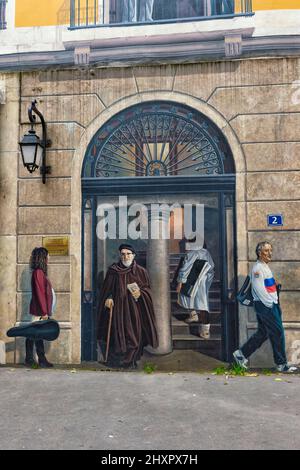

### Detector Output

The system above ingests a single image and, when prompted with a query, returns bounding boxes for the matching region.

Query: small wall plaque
[267,215,283,227]
[43,237,69,256]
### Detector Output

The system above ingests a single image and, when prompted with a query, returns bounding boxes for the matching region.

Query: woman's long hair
[30,247,49,275]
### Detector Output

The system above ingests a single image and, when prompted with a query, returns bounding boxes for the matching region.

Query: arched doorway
[81,101,237,363]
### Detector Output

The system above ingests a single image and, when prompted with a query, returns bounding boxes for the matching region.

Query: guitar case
[7,319,60,342]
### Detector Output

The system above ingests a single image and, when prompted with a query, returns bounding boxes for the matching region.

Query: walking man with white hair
[233,241,298,373]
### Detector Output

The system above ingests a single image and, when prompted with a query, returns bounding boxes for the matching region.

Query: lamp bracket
[40,166,51,176]
[28,100,51,184]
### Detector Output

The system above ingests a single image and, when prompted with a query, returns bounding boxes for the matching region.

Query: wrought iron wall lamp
[19,100,52,184]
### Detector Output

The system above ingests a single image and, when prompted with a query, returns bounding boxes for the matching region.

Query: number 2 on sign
[268,215,283,227]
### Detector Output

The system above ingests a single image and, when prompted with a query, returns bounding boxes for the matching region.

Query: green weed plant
[143,363,157,374]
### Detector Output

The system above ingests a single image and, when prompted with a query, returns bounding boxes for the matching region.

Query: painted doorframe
[81,174,238,362]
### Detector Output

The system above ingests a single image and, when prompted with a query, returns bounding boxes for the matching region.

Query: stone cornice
[1,33,300,72]
[63,28,255,50]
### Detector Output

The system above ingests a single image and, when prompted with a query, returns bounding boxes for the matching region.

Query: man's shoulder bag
[236,275,254,307]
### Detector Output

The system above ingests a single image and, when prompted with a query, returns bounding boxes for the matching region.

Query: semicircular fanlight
[83,102,233,178]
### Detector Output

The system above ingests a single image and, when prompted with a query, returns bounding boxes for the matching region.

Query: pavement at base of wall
[2,349,228,372]
[0,367,300,450]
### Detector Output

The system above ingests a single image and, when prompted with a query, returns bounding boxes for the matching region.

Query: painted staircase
[170,253,222,360]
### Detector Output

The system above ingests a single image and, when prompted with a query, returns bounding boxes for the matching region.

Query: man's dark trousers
[241,301,287,366]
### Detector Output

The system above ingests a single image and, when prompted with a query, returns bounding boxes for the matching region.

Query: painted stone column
[146,210,172,355]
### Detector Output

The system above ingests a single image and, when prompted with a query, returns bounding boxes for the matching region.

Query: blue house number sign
[268,214,284,227]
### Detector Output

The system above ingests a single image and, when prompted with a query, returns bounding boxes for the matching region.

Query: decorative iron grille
[0,0,7,29]
[83,102,234,178]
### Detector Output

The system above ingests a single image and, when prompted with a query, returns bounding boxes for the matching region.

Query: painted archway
[70,91,247,364]
[80,99,239,363]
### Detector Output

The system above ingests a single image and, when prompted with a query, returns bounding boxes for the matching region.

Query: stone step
[172,334,221,351]
[171,302,222,314]
[170,282,221,288]
[169,268,220,277]
[172,321,221,336]
[169,277,222,288]
[172,311,222,323]
[173,333,221,341]
[170,291,221,300]
[172,323,190,335]
[169,254,184,259]
[170,282,222,289]
[171,306,221,315]
[170,280,221,288]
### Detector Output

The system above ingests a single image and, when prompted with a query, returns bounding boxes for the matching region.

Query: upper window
[0,0,7,30]
[69,1,253,29]
[110,0,235,23]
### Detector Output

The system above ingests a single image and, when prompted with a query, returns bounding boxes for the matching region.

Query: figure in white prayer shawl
[176,237,214,339]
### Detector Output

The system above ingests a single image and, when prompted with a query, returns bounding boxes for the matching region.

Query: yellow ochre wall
[15,0,300,28]
[16,0,66,27]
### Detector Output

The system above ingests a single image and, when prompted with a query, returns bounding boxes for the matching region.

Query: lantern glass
[22,143,43,167]
[19,130,44,172]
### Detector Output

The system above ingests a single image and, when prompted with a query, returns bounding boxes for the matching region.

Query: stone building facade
[0,2,300,367]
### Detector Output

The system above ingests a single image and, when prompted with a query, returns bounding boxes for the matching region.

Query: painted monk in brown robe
[97,244,158,369]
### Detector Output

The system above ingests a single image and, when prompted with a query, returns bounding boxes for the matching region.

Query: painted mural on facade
[0,0,299,371]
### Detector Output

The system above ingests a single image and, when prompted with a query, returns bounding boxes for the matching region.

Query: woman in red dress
[25,247,55,368]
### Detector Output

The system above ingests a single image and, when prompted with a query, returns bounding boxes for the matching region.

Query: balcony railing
[68,0,253,29]
[0,0,7,30]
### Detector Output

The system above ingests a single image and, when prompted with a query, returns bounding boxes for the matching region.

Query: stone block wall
[0,57,299,365]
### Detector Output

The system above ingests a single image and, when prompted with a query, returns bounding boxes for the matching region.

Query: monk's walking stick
[105,303,113,363]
